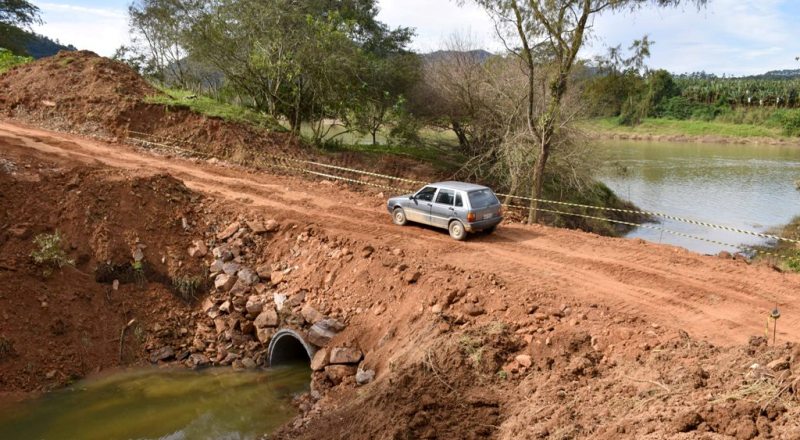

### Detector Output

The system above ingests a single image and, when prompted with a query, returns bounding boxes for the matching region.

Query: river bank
[583,117,800,146]
[758,216,800,272]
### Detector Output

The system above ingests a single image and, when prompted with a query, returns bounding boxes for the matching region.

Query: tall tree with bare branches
[468,0,705,223]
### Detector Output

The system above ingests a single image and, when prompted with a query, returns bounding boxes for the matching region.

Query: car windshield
[468,189,499,209]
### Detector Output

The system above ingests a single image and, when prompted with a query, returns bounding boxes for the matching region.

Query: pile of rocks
[146,217,373,388]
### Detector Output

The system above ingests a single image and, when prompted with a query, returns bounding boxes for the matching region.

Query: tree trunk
[503,173,519,206]
[371,129,377,146]
[451,120,469,152]
[527,140,550,224]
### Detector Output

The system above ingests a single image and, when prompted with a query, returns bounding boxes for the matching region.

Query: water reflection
[0,366,310,440]
[598,140,800,254]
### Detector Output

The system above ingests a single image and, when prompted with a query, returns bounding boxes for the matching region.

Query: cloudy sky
[30,0,800,76]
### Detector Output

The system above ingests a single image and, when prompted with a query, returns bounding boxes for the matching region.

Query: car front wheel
[392,207,407,226]
[449,220,466,241]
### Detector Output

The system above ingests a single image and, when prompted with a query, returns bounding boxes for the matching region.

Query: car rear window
[415,186,437,202]
[468,189,499,209]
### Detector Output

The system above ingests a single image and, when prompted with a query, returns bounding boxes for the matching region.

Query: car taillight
[467,212,476,222]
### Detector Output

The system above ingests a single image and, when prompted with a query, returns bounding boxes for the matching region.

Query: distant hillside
[24,32,76,59]
[422,49,493,63]
[0,25,76,58]
[760,69,800,79]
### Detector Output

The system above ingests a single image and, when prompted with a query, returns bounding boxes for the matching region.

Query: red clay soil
[2,121,800,439]
[0,153,205,394]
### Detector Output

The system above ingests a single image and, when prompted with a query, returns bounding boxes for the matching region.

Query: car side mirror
[409,195,415,200]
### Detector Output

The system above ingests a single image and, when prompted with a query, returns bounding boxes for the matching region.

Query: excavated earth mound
[0,51,300,157]
[0,50,155,134]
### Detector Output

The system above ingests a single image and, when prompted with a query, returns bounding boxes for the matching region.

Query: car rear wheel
[449,220,466,241]
[392,208,407,226]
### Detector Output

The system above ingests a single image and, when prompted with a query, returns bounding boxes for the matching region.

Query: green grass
[146,87,285,131]
[146,86,464,170]
[318,140,466,171]
[582,117,787,139]
[301,122,464,171]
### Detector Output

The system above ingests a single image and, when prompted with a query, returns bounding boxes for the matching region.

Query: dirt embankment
[0,155,203,393]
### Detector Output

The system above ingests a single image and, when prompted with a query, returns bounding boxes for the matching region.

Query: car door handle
[427,203,432,206]
[448,207,454,211]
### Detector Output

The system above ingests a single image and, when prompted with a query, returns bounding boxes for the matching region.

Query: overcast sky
[30,0,800,76]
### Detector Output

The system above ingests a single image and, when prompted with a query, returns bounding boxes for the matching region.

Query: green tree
[352,53,421,145]
[184,1,353,134]
[469,0,705,223]
[0,0,42,55]
[584,36,654,118]
[182,0,415,142]
[127,0,199,86]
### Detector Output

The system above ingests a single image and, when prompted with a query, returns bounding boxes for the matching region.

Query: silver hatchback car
[386,181,503,240]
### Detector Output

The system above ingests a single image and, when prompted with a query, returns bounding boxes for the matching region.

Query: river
[0,366,309,440]
[597,140,800,255]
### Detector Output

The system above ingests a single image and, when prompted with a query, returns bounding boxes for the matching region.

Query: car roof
[429,181,491,192]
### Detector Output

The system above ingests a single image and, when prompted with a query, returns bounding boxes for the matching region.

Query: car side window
[415,186,437,202]
[435,189,455,205]
[454,193,463,207]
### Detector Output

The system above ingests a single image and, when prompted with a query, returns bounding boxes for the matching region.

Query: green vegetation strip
[582,118,787,139]
[145,87,285,131]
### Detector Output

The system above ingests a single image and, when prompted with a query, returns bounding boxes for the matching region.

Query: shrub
[0,336,13,361]
[30,232,74,276]
[172,275,205,302]
[0,48,33,74]
[690,104,722,121]
[387,112,423,147]
[776,110,800,137]
[653,96,694,120]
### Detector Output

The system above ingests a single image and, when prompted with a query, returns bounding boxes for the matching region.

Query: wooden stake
[119,319,136,363]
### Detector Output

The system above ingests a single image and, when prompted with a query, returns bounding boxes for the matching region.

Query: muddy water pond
[597,140,800,254]
[0,365,309,440]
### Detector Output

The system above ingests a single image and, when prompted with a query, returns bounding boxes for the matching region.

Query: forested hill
[422,49,493,63]
[760,69,800,79]
[0,26,75,58]
[24,32,76,58]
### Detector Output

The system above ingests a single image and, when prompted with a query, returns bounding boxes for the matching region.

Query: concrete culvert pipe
[268,329,316,367]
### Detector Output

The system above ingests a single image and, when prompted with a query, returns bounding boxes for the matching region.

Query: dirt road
[2,119,797,346]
